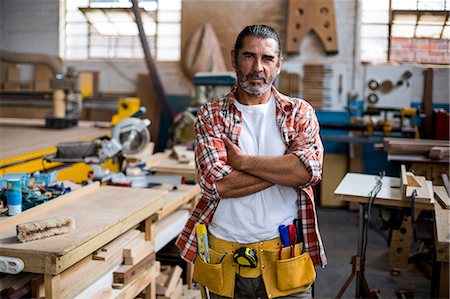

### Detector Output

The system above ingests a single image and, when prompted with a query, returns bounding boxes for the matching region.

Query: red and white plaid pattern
[175,85,327,267]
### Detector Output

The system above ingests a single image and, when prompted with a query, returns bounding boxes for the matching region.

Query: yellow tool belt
[193,234,316,298]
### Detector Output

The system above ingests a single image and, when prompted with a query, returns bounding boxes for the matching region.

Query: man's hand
[222,134,246,170]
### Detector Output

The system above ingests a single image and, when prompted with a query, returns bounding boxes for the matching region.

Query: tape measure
[233,247,258,268]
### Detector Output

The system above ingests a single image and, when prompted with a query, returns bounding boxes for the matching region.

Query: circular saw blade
[119,128,150,155]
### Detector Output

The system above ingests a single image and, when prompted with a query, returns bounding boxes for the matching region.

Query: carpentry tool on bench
[46,109,162,183]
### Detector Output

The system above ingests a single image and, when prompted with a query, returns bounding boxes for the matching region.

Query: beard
[236,67,278,97]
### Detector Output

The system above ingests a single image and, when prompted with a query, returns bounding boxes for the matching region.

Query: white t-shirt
[209,94,298,243]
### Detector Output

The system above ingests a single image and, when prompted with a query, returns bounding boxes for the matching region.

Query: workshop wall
[0,0,60,81]
[1,0,448,111]
[362,65,450,108]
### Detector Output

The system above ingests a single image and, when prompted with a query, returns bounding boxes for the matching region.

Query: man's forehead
[239,36,279,54]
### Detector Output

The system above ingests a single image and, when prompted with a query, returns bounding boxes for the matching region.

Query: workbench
[335,172,449,298]
[0,117,112,181]
[0,182,166,298]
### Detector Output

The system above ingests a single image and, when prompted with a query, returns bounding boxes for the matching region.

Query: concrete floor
[314,207,431,299]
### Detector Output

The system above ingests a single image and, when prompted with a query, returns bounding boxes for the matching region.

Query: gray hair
[233,25,283,62]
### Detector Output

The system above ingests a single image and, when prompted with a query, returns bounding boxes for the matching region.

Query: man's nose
[253,58,264,73]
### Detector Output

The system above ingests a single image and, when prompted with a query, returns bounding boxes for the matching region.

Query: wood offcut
[286,0,338,54]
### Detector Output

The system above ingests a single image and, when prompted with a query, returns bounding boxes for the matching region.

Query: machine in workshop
[0,49,81,128]
[49,109,182,188]
[169,72,236,146]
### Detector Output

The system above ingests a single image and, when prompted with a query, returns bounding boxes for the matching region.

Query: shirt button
[262,264,265,268]
[260,242,263,245]
[260,249,264,253]
[268,294,272,298]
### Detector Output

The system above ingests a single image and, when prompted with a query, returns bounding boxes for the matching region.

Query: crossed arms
[194,102,323,200]
[216,135,311,198]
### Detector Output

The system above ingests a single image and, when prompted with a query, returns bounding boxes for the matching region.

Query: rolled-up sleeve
[289,103,323,187]
[195,105,232,201]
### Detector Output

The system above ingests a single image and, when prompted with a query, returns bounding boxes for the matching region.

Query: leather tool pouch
[193,248,235,298]
[274,245,316,292]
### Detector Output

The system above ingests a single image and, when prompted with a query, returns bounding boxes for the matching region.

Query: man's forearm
[239,153,311,187]
[216,170,273,198]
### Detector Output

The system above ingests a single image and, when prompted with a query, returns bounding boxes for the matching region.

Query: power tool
[233,247,258,268]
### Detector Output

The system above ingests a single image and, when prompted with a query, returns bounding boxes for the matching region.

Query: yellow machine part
[111,97,141,126]
[0,148,119,184]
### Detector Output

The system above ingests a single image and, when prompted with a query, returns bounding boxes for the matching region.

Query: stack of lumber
[384,138,449,161]
[58,228,158,298]
[302,64,333,109]
[279,70,301,97]
[0,273,41,298]
[155,265,183,299]
[112,231,156,289]
[429,147,450,160]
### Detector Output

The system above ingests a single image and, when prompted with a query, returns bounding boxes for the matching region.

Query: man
[176,24,326,299]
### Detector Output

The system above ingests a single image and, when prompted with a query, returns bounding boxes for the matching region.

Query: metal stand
[335,204,381,298]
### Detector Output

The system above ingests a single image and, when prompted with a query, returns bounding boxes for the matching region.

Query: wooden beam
[44,274,61,299]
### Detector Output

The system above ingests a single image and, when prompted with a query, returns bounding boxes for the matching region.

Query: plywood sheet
[0,183,166,275]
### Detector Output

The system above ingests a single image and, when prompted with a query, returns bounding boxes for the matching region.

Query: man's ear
[231,50,236,69]
[276,56,284,74]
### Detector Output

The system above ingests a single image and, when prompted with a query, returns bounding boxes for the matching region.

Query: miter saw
[48,108,151,181]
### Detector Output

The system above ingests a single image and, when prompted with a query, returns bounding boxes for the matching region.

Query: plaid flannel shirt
[175,85,327,267]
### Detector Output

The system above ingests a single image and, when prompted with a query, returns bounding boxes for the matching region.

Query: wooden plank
[93,229,141,261]
[434,201,450,263]
[124,239,154,266]
[60,250,122,298]
[0,185,166,275]
[44,274,61,299]
[162,266,183,297]
[405,175,433,203]
[123,232,154,258]
[91,287,113,299]
[384,137,448,156]
[334,173,435,210]
[31,275,45,298]
[113,252,156,286]
[320,154,346,207]
[430,146,450,160]
[157,278,183,299]
[435,186,450,209]
[172,145,194,163]
[113,261,160,299]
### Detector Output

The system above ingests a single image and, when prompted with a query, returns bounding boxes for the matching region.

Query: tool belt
[193,234,316,298]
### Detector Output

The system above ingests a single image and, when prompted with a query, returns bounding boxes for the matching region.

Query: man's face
[232,36,282,97]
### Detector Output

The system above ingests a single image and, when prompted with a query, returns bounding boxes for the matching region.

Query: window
[361,0,450,64]
[64,0,181,61]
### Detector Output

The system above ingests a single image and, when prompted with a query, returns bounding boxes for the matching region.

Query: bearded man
[176,24,326,299]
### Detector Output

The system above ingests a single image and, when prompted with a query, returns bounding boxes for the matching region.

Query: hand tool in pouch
[287,224,297,257]
[196,224,210,263]
[233,247,258,268]
[278,224,290,259]
[278,224,290,247]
